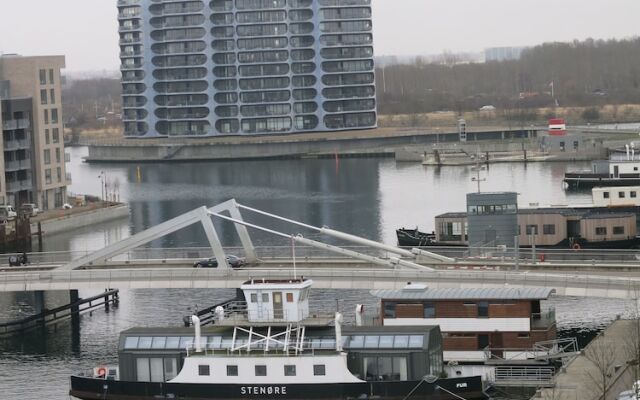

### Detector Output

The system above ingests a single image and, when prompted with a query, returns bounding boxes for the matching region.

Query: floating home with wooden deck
[371,284,559,382]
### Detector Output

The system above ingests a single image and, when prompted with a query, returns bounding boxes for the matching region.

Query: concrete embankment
[31,203,129,236]
[534,318,639,400]
[84,127,537,162]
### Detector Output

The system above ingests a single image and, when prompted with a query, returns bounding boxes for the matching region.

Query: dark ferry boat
[69,279,485,400]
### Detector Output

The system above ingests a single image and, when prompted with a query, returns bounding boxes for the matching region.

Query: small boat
[396,227,436,247]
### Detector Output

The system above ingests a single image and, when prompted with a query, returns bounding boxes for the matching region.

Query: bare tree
[584,337,619,400]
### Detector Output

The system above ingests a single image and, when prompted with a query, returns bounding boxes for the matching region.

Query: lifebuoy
[572,243,581,250]
[97,367,107,377]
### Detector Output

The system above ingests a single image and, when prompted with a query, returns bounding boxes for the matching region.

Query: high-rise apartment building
[0,55,69,210]
[118,0,377,137]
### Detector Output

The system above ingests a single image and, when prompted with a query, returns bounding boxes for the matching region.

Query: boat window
[525,225,538,235]
[124,336,139,349]
[364,335,379,348]
[603,191,610,199]
[138,337,153,349]
[151,337,166,349]
[631,191,637,198]
[255,365,267,376]
[363,356,406,381]
[198,365,210,376]
[478,301,489,318]
[596,227,607,235]
[543,224,555,235]
[150,358,164,382]
[383,302,396,318]
[423,302,435,318]
[286,292,294,302]
[619,191,626,198]
[261,293,269,302]
[179,336,193,349]
[349,335,364,348]
[313,364,326,376]
[208,336,222,349]
[393,335,409,348]
[164,358,177,381]
[378,335,394,348]
[408,335,424,348]
[166,336,180,349]
[227,365,238,376]
[321,338,336,349]
[221,337,234,348]
[136,358,150,382]
[613,226,624,234]
[250,293,257,302]
[284,365,296,376]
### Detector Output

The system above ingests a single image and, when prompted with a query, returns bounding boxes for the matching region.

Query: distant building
[118,0,377,138]
[484,46,526,62]
[0,55,69,210]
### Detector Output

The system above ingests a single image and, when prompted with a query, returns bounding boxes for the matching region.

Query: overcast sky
[0,0,638,72]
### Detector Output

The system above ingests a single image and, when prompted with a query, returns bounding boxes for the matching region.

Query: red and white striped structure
[548,118,566,136]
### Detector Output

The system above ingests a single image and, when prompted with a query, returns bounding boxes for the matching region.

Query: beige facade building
[0,55,69,210]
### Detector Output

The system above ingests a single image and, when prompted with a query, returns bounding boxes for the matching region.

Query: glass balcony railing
[3,139,30,151]
[4,159,31,171]
[6,179,32,192]
[2,119,30,131]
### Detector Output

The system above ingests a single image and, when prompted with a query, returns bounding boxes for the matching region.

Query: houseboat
[370,284,564,383]
[398,189,640,249]
[69,278,486,400]
[564,159,640,189]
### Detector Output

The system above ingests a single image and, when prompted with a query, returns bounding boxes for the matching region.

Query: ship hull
[70,375,485,400]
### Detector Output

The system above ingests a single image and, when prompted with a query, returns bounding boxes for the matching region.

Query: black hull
[70,375,486,400]
[563,173,640,189]
[396,228,437,247]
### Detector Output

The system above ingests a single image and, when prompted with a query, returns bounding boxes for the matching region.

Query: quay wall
[33,204,129,236]
[85,128,537,162]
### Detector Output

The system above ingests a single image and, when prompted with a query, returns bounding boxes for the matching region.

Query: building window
[52,128,60,143]
[543,224,555,235]
[613,226,624,235]
[603,192,610,199]
[49,69,54,84]
[286,293,294,302]
[51,109,58,124]
[313,365,326,376]
[559,141,565,152]
[631,191,637,198]
[39,69,47,85]
[250,293,257,303]
[619,191,626,198]
[44,109,49,124]
[478,301,489,318]
[55,148,61,163]
[517,333,530,338]
[423,302,435,318]
[57,167,62,182]
[40,89,47,104]
[198,365,210,376]
[284,365,296,376]
[226,365,238,376]
[50,89,55,104]
[255,365,266,376]
[44,149,51,165]
[525,225,538,235]
[595,227,607,235]
[45,169,52,184]
[45,129,50,145]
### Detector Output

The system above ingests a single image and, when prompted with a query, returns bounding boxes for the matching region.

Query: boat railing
[184,342,335,357]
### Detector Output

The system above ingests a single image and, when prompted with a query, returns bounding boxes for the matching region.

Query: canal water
[0,147,637,399]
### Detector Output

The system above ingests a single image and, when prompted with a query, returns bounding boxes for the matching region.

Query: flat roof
[371,287,556,300]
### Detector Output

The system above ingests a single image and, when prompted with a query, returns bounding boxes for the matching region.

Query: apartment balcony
[6,179,32,193]
[119,24,142,32]
[3,139,31,151]
[4,159,31,172]
[2,119,30,131]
